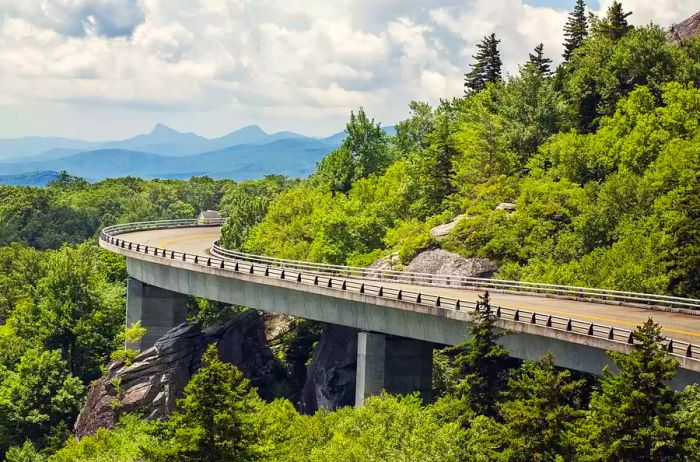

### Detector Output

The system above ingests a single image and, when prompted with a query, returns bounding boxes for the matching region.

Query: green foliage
[465,34,503,93]
[0,349,83,457]
[565,26,700,132]
[499,353,585,461]
[51,414,157,462]
[581,319,687,461]
[110,321,147,366]
[219,175,294,250]
[592,0,632,41]
[144,344,263,461]
[453,292,512,418]
[284,393,466,462]
[527,43,552,75]
[313,109,391,194]
[10,244,124,382]
[562,0,588,61]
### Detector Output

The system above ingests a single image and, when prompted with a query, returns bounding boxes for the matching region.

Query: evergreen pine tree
[594,0,632,41]
[144,344,262,461]
[527,43,552,74]
[453,291,513,417]
[582,319,689,460]
[562,0,588,61]
[465,34,502,93]
[499,353,585,460]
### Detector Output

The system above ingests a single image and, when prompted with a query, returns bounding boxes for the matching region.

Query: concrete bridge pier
[127,278,188,350]
[355,331,435,406]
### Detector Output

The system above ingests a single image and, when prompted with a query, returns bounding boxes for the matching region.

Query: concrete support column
[126,278,188,350]
[355,332,386,406]
[355,331,434,406]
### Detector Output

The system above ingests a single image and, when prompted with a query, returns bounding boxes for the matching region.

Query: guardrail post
[314,276,319,285]
[297,273,302,282]
[220,260,225,269]
[194,256,198,264]
[234,262,239,271]
[566,319,572,331]
[546,315,552,327]
[455,300,460,311]
[249,264,254,274]
[280,269,285,279]
[342,281,347,290]
[327,278,333,288]
[207,258,211,266]
[667,340,674,352]
[435,296,440,307]
[608,327,615,340]
[530,312,536,324]
[182,253,186,262]
[265,267,270,276]
[627,332,634,344]
[416,293,421,303]
[378,287,384,297]
[496,306,501,317]
[588,323,594,335]
[687,345,693,358]
[397,290,402,300]
[360,284,365,294]
[514,310,520,321]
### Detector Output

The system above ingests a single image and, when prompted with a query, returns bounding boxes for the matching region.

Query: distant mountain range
[0,171,60,187]
[0,124,396,182]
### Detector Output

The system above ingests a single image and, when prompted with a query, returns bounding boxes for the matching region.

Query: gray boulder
[405,248,497,278]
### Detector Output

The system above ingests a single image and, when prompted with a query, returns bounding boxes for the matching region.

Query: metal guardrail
[100,219,700,365]
[211,245,700,313]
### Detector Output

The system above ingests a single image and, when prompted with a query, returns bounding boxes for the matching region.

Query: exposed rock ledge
[405,248,497,279]
[74,309,276,439]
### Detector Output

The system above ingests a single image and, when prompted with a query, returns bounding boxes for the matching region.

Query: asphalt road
[119,226,700,345]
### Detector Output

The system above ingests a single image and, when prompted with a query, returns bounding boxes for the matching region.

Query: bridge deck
[119,226,700,346]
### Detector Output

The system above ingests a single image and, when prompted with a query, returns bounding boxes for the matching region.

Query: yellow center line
[151,232,700,340]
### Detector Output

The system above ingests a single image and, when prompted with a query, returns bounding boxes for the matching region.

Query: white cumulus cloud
[0,0,696,139]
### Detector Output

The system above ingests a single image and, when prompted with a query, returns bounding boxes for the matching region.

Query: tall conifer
[594,0,632,40]
[562,0,588,61]
[527,43,552,74]
[465,34,502,93]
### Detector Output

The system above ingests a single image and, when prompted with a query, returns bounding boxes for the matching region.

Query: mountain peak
[150,123,180,136]
[235,125,267,135]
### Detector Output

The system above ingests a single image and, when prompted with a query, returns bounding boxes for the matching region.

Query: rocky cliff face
[299,324,358,414]
[75,309,276,438]
[669,10,700,43]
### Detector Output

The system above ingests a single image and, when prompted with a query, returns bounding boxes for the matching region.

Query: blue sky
[0,0,696,140]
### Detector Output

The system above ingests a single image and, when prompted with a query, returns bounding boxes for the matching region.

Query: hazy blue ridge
[0,138,335,181]
[0,170,60,186]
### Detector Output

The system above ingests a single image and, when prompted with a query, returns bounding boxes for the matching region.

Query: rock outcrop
[669,10,700,43]
[299,324,358,414]
[405,248,497,278]
[429,214,465,240]
[75,309,276,439]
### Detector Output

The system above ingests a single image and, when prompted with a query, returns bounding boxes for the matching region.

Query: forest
[1,1,700,460]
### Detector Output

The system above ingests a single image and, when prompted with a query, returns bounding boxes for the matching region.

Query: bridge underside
[125,257,700,401]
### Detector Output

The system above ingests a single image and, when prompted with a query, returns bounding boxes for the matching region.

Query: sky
[0,0,697,140]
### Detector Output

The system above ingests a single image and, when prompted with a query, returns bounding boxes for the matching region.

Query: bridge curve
[100,219,700,393]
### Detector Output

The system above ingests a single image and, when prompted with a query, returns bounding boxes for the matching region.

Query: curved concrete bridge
[100,219,700,399]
